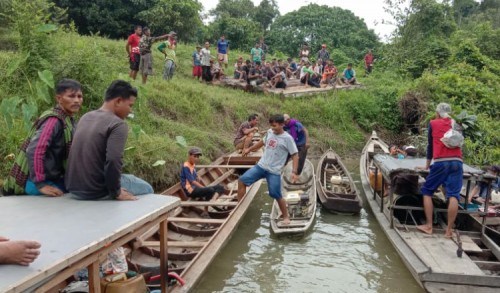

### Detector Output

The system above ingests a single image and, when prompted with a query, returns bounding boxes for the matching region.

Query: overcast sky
[199,0,399,41]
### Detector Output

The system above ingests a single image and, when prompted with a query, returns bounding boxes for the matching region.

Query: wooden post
[464,179,472,210]
[88,261,100,293]
[160,220,168,293]
[482,182,493,236]
[380,173,384,214]
[373,167,378,200]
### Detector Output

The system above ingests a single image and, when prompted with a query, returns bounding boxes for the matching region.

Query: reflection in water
[195,159,424,293]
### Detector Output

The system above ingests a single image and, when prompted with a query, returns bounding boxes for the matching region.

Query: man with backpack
[417,103,464,238]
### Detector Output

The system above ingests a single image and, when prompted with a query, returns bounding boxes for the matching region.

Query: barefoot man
[238,114,299,225]
[0,237,41,266]
[234,114,259,151]
[417,103,463,238]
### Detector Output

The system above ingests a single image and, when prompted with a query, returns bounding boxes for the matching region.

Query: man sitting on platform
[181,147,224,205]
[65,80,153,201]
[3,79,83,196]
[341,63,356,85]
[234,114,259,151]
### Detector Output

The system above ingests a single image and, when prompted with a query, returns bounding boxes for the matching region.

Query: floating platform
[218,78,364,98]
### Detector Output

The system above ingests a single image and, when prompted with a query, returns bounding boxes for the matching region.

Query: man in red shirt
[364,50,374,75]
[417,103,463,238]
[126,25,142,80]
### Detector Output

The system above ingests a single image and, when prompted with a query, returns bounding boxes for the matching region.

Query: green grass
[0,31,412,190]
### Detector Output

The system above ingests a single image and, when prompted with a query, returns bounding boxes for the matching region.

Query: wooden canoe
[129,147,263,292]
[270,159,317,235]
[316,149,361,214]
[360,131,500,292]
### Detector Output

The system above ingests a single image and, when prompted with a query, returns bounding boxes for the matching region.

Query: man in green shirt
[250,43,263,64]
[300,61,321,88]
[157,31,177,80]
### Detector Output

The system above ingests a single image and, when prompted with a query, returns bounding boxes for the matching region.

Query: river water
[194,158,424,293]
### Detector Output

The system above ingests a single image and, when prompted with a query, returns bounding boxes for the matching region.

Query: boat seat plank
[142,241,207,248]
[456,235,483,253]
[402,231,484,275]
[168,217,226,224]
[180,201,238,207]
[276,221,308,228]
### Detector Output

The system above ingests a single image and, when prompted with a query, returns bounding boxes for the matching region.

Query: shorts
[130,53,141,71]
[421,160,463,199]
[193,65,202,77]
[140,53,153,76]
[218,53,228,64]
[240,165,282,199]
[188,184,224,201]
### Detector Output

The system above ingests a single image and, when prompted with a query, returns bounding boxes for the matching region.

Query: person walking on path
[126,25,142,81]
[139,27,170,84]
[157,31,177,81]
[283,114,310,175]
[217,35,229,69]
[238,114,299,225]
[416,103,463,238]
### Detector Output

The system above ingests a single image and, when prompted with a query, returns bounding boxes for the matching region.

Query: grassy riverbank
[0,28,498,190]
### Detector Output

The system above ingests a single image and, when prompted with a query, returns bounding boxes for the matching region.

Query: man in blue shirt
[283,114,310,175]
[217,35,229,69]
[341,63,356,85]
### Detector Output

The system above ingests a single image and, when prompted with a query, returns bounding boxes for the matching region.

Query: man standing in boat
[417,103,463,238]
[283,114,310,175]
[234,114,259,152]
[180,147,224,205]
[238,114,299,225]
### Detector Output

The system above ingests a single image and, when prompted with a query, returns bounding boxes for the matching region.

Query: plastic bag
[101,247,128,274]
[440,120,464,149]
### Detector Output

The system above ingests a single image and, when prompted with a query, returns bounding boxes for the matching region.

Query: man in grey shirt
[238,114,299,225]
[65,80,153,200]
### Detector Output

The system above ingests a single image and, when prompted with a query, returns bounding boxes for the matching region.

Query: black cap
[189,147,202,156]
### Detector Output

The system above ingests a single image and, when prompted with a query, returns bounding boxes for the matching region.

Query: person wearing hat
[157,31,177,80]
[469,165,500,204]
[317,44,330,68]
[192,45,202,80]
[180,147,224,206]
[416,103,463,238]
[139,27,170,84]
[283,114,310,175]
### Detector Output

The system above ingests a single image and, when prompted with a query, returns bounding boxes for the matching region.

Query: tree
[54,0,151,38]
[266,4,379,60]
[210,0,255,20]
[137,0,203,42]
[207,16,262,50]
[254,0,280,30]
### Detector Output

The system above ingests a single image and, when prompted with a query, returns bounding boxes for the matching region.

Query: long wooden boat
[316,149,361,214]
[360,131,500,292]
[270,159,317,235]
[129,146,263,292]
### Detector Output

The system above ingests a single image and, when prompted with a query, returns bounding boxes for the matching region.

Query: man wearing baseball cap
[317,44,330,68]
[180,147,224,205]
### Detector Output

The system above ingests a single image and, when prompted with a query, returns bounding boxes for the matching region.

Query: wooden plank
[277,221,307,228]
[180,201,238,207]
[455,235,483,253]
[168,217,226,224]
[88,262,100,293]
[402,231,484,275]
[159,220,168,293]
[425,282,500,293]
[142,241,207,248]
[196,165,254,169]
[482,234,500,260]
[474,261,500,272]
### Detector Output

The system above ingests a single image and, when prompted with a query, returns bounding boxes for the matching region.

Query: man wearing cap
[157,31,177,80]
[217,35,229,69]
[417,103,463,238]
[317,44,330,68]
[181,147,224,204]
[192,45,202,80]
[284,114,310,175]
[139,28,170,84]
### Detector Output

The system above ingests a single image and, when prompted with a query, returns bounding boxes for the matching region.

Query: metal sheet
[0,194,179,292]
